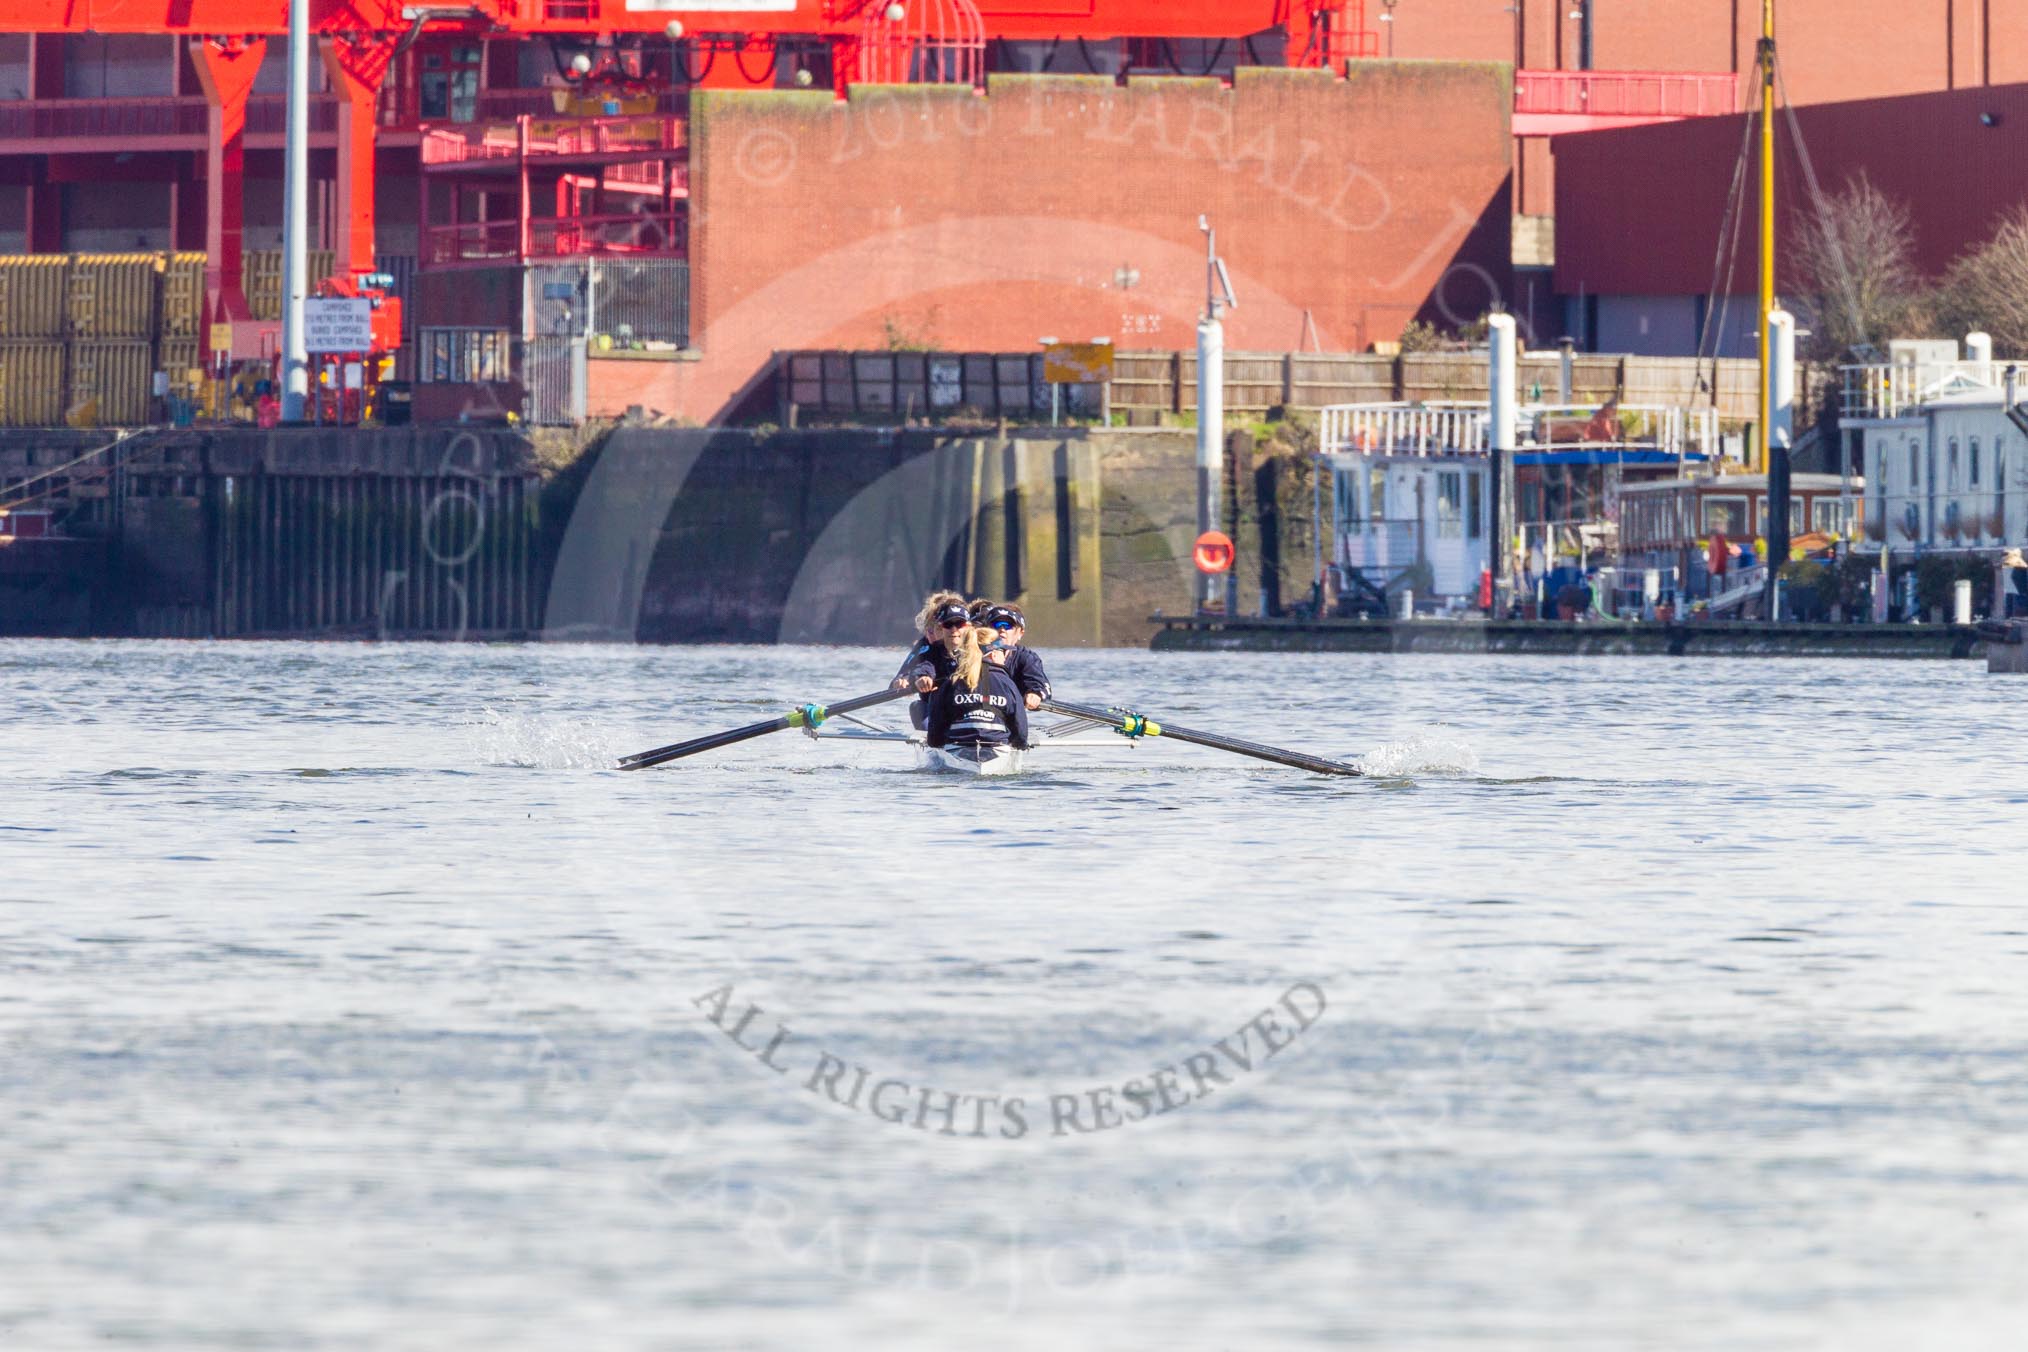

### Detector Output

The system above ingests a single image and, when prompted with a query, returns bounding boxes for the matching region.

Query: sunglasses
[939,619,969,629]
[991,619,1018,631]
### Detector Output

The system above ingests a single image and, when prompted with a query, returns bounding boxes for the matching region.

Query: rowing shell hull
[915,744,1028,777]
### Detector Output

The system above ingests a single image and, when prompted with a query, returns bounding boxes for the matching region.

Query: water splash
[464,707,615,770]
[1357,731,1481,778]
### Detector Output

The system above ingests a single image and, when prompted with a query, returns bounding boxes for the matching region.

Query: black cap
[983,604,1026,630]
[933,602,972,627]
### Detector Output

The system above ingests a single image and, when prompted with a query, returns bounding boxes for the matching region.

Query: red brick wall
[1586,0,1741,76]
[609,64,1515,422]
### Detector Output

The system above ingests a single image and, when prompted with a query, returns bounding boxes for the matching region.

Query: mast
[1757,0,1776,474]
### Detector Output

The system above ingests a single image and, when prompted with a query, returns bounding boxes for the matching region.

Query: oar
[1040,698,1362,777]
[618,687,915,771]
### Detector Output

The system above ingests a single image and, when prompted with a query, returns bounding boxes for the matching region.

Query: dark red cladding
[1555,80,2028,297]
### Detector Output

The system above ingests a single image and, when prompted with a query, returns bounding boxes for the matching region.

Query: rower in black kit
[977,603,1049,709]
[926,623,1030,757]
[895,600,971,729]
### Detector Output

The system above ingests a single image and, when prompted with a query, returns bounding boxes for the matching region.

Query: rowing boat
[914,743,1029,777]
[813,704,1095,776]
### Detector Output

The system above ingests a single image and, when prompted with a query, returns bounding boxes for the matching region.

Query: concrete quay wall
[1152,617,1992,660]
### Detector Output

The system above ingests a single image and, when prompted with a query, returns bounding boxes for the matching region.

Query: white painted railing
[1841,361,2000,420]
[1320,401,1719,460]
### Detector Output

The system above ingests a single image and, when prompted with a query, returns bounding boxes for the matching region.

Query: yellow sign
[209,322,234,355]
[1044,341,1114,384]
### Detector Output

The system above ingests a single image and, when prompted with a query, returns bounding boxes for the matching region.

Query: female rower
[925,621,1030,754]
[892,590,969,693]
[979,603,1050,711]
[895,599,973,728]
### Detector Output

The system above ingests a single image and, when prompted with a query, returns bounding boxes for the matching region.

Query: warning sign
[1043,341,1115,385]
[304,298,373,353]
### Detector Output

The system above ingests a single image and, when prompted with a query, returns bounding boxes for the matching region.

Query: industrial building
[0,2,2022,426]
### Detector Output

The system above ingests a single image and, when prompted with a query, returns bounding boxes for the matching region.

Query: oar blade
[1039,699,1361,777]
[617,716,789,771]
[617,686,916,771]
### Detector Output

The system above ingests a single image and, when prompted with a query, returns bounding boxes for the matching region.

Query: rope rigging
[1694,70,1764,411]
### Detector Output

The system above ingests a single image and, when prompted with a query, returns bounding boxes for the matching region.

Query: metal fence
[527,259,690,348]
[522,337,587,426]
[417,327,516,383]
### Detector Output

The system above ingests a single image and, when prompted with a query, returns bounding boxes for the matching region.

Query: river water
[3,639,2025,1350]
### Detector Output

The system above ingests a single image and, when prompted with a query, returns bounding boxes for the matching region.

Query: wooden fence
[778,349,1761,424]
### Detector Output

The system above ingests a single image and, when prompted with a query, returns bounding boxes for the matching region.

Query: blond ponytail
[952,625,986,690]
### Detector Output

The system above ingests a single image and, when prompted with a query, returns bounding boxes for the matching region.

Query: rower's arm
[1005,685,1031,749]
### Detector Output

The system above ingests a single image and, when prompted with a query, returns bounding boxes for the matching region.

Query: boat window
[1369,467,1386,522]
[1466,472,1483,539]
[1909,440,1919,490]
[1436,471,1463,538]
[1812,499,1843,533]
[1704,496,1747,536]
[1948,438,1960,491]
[1970,437,1981,487]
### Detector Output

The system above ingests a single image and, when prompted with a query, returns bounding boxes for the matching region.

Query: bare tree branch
[1788,171,1927,359]
[1935,203,2028,356]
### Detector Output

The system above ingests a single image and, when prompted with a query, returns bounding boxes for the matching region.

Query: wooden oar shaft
[619,686,914,771]
[1041,699,1361,777]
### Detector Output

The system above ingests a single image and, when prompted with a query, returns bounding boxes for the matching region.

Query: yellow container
[0,340,69,427]
[161,252,207,338]
[68,339,156,427]
[159,337,203,400]
[66,253,162,340]
[246,249,336,321]
[0,255,71,340]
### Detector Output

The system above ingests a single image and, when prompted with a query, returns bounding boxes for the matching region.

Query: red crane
[0,3,1374,354]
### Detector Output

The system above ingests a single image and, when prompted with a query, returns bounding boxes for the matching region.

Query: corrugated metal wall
[0,258,71,340]
[161,253,205,338]
[67,340,155,426]
[0,343,69,427]
[246,249,337,322]
[0,250,428,427]
[65,254,161,339]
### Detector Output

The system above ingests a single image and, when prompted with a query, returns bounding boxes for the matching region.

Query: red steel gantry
[0,4,1375,353]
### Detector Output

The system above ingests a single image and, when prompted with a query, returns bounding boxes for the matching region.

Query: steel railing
[1840,360,2002,420]
[1513,70,1739,118]
[423,212,689,265]
[420,113,688,165]
[0,97,209,141]
[0,95,355,141]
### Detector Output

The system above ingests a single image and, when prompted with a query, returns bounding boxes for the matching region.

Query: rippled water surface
[4,639,2027,1350]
